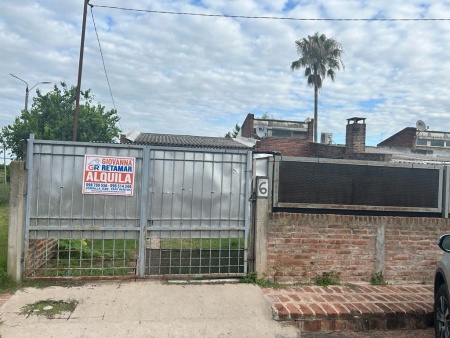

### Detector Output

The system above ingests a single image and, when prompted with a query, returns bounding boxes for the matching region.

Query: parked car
[435,234,450,337]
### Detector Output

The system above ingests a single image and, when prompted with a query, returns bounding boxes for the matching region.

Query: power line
[89,4,122,130]
[90,4,450,21]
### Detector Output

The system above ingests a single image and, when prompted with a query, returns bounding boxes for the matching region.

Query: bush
[315,271,341,286]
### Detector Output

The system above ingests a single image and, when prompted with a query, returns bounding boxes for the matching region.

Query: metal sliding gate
[24,136,252,279]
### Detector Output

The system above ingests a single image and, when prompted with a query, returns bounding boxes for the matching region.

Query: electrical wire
[90,4,450,21]
[89,4,122,130]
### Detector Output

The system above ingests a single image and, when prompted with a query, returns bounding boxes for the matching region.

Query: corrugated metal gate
[24,136,252,279]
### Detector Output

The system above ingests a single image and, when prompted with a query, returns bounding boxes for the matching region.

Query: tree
[291,32,344,142]
[1,82,120,159]
[225,123,241,138]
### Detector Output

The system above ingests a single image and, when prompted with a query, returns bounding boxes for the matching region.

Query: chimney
[345,117,366,154]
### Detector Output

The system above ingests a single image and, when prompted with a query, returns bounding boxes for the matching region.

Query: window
[271,129,292,137]
[292,131,307,139]
[416,138,427,146]
[430,140,445,147]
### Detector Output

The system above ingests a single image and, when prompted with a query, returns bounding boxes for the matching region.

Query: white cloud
[1,0,450,146]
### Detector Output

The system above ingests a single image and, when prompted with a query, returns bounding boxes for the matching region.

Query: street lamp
[9,73,51,111]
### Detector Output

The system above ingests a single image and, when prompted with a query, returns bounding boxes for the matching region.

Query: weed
[370,272,388,286]
[241,272,286,288]
[20,299,77,318]
[315,271,341,286]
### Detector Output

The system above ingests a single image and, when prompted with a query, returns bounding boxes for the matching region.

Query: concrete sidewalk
[0,281,436,337]
[0,281,300,338]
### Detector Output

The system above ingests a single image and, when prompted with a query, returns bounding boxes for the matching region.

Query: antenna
[255,126,268,138]
[416,120,427,131]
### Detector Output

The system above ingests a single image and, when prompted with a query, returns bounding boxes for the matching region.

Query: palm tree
[291,32,344,142]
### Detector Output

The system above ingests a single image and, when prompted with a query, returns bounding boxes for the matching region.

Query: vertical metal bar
[243,151,252,274]
[170,152,176,227]
[56,235,61,276]
[228,154,233,229]
[180,152,187,274]
[35,145,42,228]
[200,152,205,227]
[138,146,150,277]
[69,146,76,232]
[81,146,87,228]
[47,144,54,226]
[189,152,195,274]
[219,156,224,228]
[236,154,243,229]
[24,134,35,279]
[90,232,94,274]
[443,166,449,218]
[210,153,215,228]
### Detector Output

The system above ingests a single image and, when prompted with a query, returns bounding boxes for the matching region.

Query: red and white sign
[82,155,136,196]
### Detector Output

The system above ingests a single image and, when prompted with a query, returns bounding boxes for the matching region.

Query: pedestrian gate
[24,136,252,279]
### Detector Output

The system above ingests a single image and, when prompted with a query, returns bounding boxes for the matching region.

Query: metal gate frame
[23,135,252,279]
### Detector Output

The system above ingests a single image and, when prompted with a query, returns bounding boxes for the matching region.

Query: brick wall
[257,138,312,157]
[26,238,58,276]
[240,113,255,138]
[345,122,366,154]
[310,143,345,159]
[377,127,416,148]
[267,212,447,284]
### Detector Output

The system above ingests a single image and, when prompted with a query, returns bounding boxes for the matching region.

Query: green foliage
[224,123,241,138]
[1,82,121,160]
[370,272,388,286]
[291,32,344,142]
[0,204,8,275]
[58,239,107,259]
[259,113,276,120]
[0,164,10,184]
[241,272,285,288]
[315,271,341,286]
[0,184,9,205]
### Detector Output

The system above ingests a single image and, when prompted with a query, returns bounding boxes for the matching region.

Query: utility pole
[73,0,89,141]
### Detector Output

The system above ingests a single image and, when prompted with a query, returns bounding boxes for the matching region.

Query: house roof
[366,146,450,164]
[123,132,253,150]
[377,127,416,148]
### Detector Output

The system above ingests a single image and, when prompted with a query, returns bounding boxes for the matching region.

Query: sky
[2,0,450,150]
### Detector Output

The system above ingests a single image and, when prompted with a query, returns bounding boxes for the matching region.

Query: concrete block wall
[266,212,447,284]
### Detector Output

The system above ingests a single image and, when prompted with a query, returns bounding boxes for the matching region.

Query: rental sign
[82,155,136,196]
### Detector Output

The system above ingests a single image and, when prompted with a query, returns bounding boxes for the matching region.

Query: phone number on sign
[85,183,132,189]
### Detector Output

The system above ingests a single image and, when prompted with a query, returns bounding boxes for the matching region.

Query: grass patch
[370,272,388,286]
[33,238,139,277]
[241,272,285,288]
[0,204,8,273]
[20,299,77,318]
[0,203,9,294]
[0,184,9,206]
[161,238,244,250]
[315,271,341,286]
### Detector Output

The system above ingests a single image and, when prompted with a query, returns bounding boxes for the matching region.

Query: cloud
[1,0,450,146]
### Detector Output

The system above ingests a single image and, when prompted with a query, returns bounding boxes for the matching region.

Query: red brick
[285,303,301,320]
[342,303,362,315]
[297,303,315,317]
[302,320,322,332]
[273,303,289,320]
